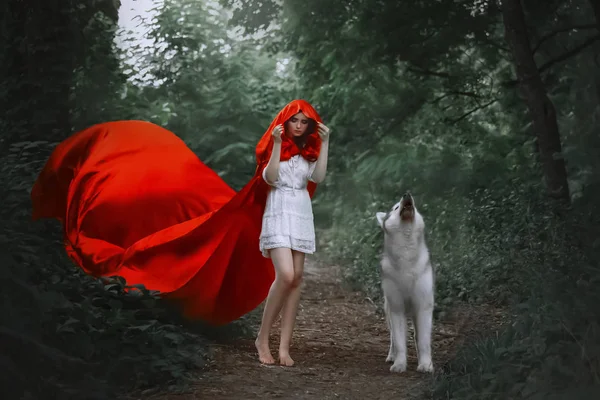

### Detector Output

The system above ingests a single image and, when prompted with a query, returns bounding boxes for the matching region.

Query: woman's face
[285,112,310,138]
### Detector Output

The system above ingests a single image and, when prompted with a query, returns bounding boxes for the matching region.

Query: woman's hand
[317,122,331,142]
[272,124,283,143]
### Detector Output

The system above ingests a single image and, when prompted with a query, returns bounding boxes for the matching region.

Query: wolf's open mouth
[400,199,414,220]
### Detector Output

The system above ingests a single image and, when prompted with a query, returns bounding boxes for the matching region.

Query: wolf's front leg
[415,306,434,373]
[414,269,434,373]
[388,308,407,373]
[384,297,395,363]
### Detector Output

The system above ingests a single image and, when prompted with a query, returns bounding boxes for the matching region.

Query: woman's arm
[309,139,329,183]
[309,122,331,183]
[263,124,283,185]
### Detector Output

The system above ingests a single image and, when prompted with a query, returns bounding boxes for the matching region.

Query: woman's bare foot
[255,338,275,365]
[279,352,295,367]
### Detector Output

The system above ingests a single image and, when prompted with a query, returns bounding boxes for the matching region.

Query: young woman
[254,100,331,366]
[31,98,329,354]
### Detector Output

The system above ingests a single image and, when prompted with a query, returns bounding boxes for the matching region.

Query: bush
[0,141,214,399]
[429,189,600,399]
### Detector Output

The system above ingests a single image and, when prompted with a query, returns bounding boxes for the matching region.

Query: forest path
[149,258,502,400]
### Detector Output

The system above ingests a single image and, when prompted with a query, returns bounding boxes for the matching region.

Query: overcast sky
[116,0,161,52]
[114,0,288,80]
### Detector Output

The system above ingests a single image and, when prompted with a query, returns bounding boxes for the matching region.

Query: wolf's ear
[376,212,386,228]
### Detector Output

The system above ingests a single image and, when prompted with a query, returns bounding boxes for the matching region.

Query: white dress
[259,155,317,258]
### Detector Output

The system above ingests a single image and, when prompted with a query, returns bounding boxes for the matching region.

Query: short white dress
[259,154,317,258]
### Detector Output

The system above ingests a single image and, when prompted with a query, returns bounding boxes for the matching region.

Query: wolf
[375,192,435,373]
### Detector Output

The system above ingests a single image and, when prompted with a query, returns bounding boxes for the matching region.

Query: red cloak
[31,99,322,325]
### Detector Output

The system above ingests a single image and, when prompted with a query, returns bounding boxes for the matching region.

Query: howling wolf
[376,192,434,373]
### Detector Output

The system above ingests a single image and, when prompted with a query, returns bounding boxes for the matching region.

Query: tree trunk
[588,0,600,31]
[0,0,75,144]
[30,0,76,140]
[1,1,32,145]
[501,0,570,204]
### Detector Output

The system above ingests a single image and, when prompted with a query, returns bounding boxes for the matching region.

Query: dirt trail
[153,258,498,400]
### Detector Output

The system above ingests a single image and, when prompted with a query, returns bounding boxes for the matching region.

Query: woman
[253,100,331,366]
[30,100,329,351]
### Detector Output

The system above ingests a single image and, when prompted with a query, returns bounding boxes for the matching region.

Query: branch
[450,90,481,99]
[443,98,499,124]
[537,33,600,74]
[405,27,598,88]
[431,90,482,104]
[532,23,597,53]
[406,62,453,79]
[407,33,600,90]
[431,93,454,104]
[503,34,600,88]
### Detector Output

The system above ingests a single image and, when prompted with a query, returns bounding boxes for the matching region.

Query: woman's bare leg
[255,247,294,364]
[278,250,305,366]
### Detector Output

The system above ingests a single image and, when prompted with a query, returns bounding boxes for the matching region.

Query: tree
[0,0,122,146]
[589,0,600,29]
[501,0,570,203]
[222,0,596,204]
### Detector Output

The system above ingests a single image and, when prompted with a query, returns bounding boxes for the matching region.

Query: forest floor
[146,258,508,400]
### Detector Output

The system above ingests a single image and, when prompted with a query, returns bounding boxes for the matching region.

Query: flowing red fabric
[31,99,322,325]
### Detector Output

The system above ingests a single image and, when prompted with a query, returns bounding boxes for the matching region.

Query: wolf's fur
[376,192,434,373]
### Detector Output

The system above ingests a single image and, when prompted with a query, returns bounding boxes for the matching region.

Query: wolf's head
[376,192,423,232]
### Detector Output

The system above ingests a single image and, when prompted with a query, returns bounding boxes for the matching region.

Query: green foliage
[4,0,600,398]
[2,0,301,396]
[70,7,132,131]
[318,109,547,308]
[432,202,600,399]
[1,141,210,399]
[1,1,287,398]
[121,0,296,190]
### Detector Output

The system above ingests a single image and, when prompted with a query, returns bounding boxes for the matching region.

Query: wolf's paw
[417,360,434,373]
[390,360,407,373]
[385,353,395,363]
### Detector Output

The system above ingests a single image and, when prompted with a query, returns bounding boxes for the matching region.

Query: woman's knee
[275,266,301,289]
[290,272,303,288]
[270,247,295,287]
[276,269,295,287]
